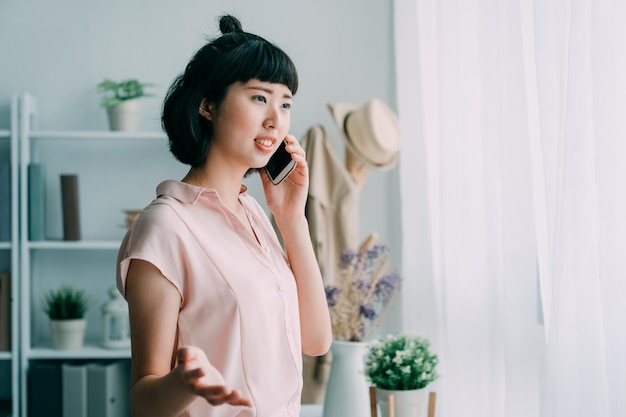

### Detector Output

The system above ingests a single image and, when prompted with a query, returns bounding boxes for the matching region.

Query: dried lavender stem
[363,258,389,303]
[359,233,378,250]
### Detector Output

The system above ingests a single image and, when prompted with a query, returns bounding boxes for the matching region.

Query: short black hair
[162,15,299,167]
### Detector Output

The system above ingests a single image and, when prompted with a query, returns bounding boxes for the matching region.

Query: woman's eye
[282,103,292,110]
[253,95,267,103]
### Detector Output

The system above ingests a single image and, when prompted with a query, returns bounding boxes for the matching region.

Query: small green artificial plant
[364,333,439,391]
[96,79,154,108]
[44,286,89,320]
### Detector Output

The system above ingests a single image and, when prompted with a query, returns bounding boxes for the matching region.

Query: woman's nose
[263,107,279,130]
[263,117,275,129]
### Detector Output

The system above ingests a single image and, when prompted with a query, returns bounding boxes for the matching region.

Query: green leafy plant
[43,286,89,320]
[364,333,439,390]
[96,79,155,108]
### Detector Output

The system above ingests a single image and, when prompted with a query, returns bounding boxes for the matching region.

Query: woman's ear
[199,99,213,121]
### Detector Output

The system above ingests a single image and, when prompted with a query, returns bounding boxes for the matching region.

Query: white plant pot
[323,340,370,417]
[50,318,87,350]
[375,388,428,417]
[106,99,142,131]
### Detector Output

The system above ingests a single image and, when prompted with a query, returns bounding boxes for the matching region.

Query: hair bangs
[229,40,299,94]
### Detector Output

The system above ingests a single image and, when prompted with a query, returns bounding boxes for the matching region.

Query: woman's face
[204,79,293,172]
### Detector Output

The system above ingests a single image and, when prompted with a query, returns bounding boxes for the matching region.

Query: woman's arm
[277,215,333,356]
[125,259,251,417]
[262,134,332,356]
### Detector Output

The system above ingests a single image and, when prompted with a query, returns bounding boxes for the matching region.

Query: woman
[116,14,332,417]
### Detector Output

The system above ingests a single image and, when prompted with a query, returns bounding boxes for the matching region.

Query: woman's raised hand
[176,346,252,407]
[261,134,309,219]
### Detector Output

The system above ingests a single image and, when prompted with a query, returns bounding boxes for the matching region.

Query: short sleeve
[116,201,188,300]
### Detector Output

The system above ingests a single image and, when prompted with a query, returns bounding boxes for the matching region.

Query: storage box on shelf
[0,94,20,417]
[18,92,186,417]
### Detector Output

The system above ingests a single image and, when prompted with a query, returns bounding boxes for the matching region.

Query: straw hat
[327,98,400,170]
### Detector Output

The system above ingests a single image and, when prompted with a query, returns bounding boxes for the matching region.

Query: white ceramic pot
[50,318,86,350]
[106,99,142,131]
[375,387,428,417]
[322,340,370,417]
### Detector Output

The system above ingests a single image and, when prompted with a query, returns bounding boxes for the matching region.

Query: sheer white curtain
[395,1,626,416]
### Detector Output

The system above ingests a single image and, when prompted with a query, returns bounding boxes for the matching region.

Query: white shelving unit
[17,93,186,417]
[0,95,19,417]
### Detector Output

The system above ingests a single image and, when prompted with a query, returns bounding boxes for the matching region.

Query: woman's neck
[182,166,245,210]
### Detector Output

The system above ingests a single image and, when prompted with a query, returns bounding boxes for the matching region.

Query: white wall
[0,0,403,325]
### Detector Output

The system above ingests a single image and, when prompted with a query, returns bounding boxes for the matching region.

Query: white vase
[106,99,142,131]
[322,340,370,417]
[50,318,86,350]
[375,388,428,417]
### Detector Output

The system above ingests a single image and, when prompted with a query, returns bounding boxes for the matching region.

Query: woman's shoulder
[125,183,194,239]
[138,195,207,244]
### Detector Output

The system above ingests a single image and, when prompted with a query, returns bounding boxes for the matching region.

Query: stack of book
[28,359,131,417]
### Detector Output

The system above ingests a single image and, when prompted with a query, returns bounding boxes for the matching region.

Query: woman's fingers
[176,346,251,408]
[196,386,252,407]
[284,135,306,161]
[227,390,253,407]
[182,367,205,383]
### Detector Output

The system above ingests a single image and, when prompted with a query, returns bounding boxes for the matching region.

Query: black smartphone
[265,140,297,185]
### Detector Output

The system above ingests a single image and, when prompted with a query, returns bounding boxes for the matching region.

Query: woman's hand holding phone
[264,140,297,185]
[261,135,309,219]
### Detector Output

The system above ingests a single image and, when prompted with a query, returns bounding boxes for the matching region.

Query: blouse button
[277,283,284,292]
[264,246,270,253]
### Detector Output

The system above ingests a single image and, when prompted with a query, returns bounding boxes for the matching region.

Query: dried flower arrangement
[325,233,402,341]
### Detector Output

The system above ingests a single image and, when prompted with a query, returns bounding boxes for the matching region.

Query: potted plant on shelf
[96,78,155,132]
[44,286,89,350]
[364,333,439,417]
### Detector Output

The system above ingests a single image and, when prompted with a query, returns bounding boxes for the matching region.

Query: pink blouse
[117,180,303,417]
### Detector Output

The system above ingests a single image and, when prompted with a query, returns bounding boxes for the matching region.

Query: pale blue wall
[0,0,402,279]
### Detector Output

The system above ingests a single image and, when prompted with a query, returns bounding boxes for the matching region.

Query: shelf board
[0,129,9,138]
[27,240,122,250]
[29,130,166,141]
[0,242,11,250]
[0,351,13,360]
[27,342,130,360]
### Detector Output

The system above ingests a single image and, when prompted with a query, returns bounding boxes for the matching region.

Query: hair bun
[219,15,243,34]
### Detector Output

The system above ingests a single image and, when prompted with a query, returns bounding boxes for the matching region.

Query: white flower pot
[375,388,428,417]
[106,99,142,131]
[50,318,86,350]
[323,340,370,417]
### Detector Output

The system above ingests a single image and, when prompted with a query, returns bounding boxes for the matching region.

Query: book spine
[0,162,10,242]
[28,361,62,417]
[60,174,80,241]
[88,360,131,417]
[28,163,46,241]
[0,271,10,351]
[87,362,107,417]
[62,363,87,417]
[108,360,131,417]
